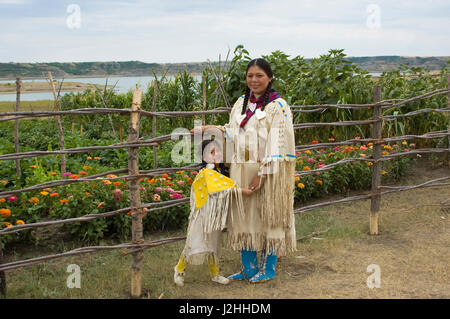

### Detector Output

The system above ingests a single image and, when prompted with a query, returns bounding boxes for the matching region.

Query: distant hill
[0,56,449,80]
[345,56,450,73]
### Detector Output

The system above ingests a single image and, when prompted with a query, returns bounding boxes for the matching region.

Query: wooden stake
[443,74,450,167]
[151,80,158,169]
[370,86,382,235]
[0,244,6,298]
[202,74,206,126]
[48,72,66,178]
[80,124,83,135]
[129,89,144,298]
[14,78,21,178]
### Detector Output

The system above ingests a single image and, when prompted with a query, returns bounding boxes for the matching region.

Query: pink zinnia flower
[154,187,163,193]
[403,149,409,152]
[113,188,122,202]
[167,188,175,194]
[307,158,315,164]
[63,172,72,176]
[177,180,185,186]
[191,171,198,175]
[153,194,161,201]
[170,193,183,199]
[8,196,18,202]
[333,147,339,151]
[318,163,326,168]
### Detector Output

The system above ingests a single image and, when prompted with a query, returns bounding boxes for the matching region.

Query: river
[0,73,381,102]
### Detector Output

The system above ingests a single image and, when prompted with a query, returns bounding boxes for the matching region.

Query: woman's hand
[190,125,221,134]
[248,174,266,192]
[241,188,254,197]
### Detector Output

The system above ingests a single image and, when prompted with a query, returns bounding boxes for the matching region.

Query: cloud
[0,0,448,62]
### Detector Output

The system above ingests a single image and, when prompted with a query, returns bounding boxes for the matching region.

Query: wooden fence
[0,74,449,298]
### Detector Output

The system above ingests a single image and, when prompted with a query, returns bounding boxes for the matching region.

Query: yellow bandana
[192,168,236,209]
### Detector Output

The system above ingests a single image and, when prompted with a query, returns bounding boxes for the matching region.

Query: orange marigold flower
[102,180,112,185]
[69,174,79,179]
[302,166,311,171]
[2,222,13,228]
[87,156,92,160]
[367,162,373,167]
[84,192,91,196]
[297,183,305,189]
[0,208,11,218]
[16,220,25,225]
[29,165,37,168]
[295,176,300,182]
[60,198,69,204]
[127,211,133,216]
[97,202,105,208]
[49,172,57,176]
[29,197,40,205]
[304,150,311,155]
[0,198,5,203]
[50,192,59,197]
[162,173,169,178]
[40,191,49,196]
[94,157,101,160]
[106,174,117,178]
[311,140,319,144]
[83,165,90,170]
[176,170,185,174]
[382,151,389,156]
[187,178,193,184]
[113,181,122,186]
[316,179,323,185]
[79,171,88,176]
[0,180,7,185]
[381,170,387,175]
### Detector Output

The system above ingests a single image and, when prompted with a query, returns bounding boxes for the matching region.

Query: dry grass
[2,158,449,299]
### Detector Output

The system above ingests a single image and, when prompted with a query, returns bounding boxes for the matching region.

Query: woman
[193,58,296,283]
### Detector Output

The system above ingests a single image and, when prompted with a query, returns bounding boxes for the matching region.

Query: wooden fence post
[0,244,6,298]
[14,78,21,178]
[151,81,158,169]
[129,89,144,298]
[444,74,450,167]
[202,75,206,126]
[48,72,66,178]
[370,85,382,235]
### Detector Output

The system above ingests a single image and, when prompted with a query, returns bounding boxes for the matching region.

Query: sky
[0,0,449,63]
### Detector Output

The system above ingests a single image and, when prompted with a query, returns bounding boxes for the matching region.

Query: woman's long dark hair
[241,58,274,114]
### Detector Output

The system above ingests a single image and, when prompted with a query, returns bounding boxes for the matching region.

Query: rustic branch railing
[0,76,449,298]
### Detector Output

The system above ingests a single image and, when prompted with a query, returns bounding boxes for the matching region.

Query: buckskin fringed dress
[221,95,297,256]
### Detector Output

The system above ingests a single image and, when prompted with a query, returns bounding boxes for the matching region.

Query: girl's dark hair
[241,58,274,114]
[200,139,222,162]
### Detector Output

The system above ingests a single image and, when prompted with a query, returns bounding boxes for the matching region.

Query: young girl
[173,139,252,286]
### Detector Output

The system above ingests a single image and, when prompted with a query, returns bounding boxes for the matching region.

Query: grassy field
[1,158,449,299]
